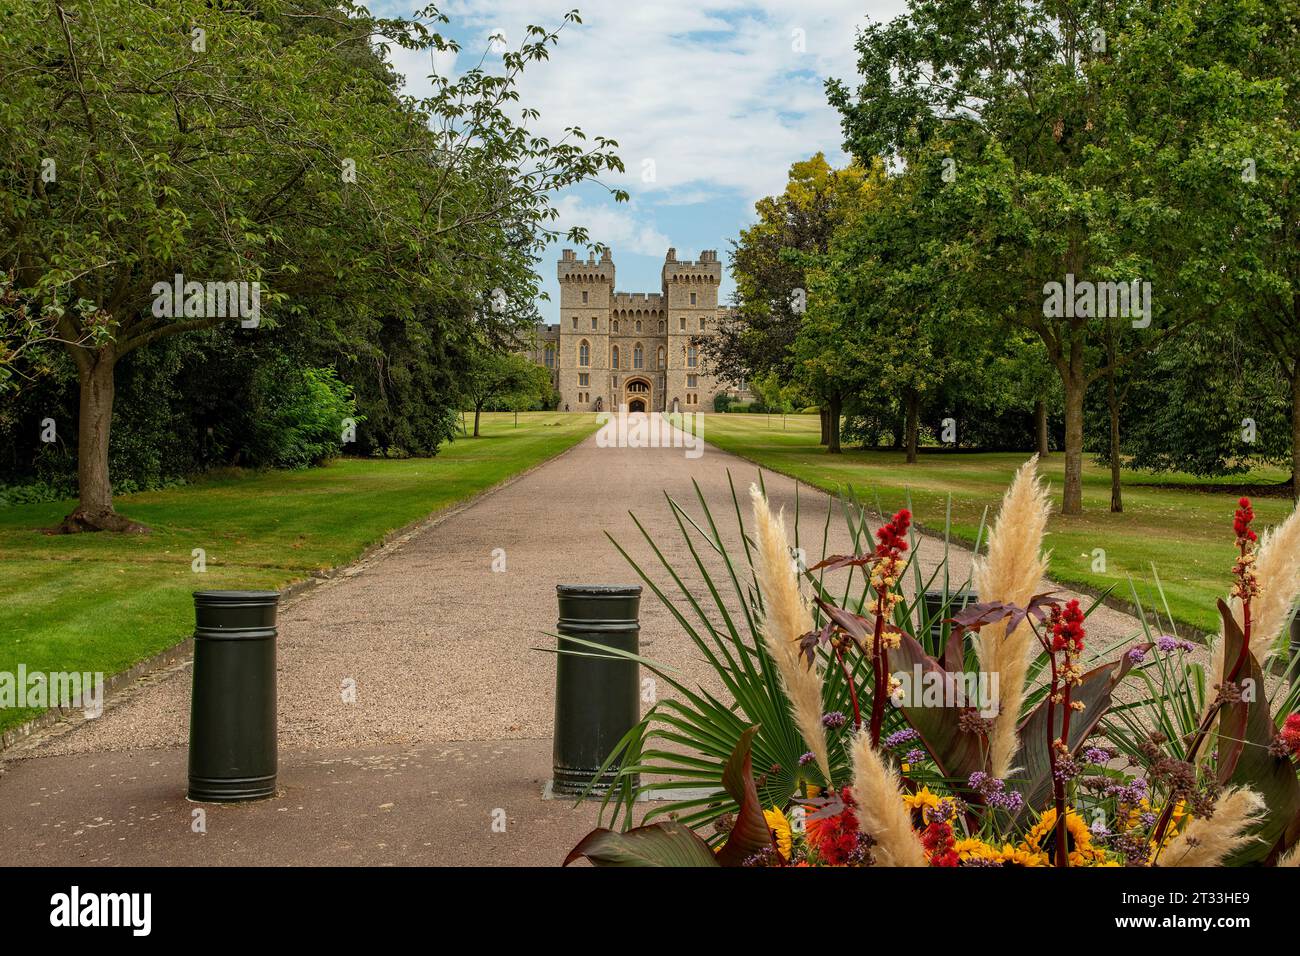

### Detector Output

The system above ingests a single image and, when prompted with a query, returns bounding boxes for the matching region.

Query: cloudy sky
[374,0,908,323]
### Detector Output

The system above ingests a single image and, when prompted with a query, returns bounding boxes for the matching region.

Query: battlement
[557,247,614,283]
[662,246,721,285]
[611,292,664,307]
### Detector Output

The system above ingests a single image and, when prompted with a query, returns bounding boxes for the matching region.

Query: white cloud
[551,196,671,257]
[415,0,909,202]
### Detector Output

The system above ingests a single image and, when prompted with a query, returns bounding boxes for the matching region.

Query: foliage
[565,470,1300,867]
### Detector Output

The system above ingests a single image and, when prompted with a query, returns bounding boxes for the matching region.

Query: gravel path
[17,423,1145,758]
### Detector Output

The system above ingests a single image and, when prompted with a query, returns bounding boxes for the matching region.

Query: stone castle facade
[527,247,740,413]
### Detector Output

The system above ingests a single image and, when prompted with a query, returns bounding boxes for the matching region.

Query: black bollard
[552,584,641,796]
[921,588,974,646]
[188,590,279,802]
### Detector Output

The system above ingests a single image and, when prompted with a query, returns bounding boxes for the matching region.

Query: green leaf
[1012,649,1140,813]
[715,725,774,866]
[563,821,720,867]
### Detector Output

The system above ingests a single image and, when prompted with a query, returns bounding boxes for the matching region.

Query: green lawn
[700,413,1294,638]
[0,412,598,734]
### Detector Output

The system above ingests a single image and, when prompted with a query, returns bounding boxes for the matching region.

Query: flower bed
[564,458,1300,867]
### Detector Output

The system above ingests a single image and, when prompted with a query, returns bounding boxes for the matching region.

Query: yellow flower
[953,838,1001,862]
[903,786,941,815]
[999,844,1048,867]
[764,807,792,860]
[1021,807,1093,857]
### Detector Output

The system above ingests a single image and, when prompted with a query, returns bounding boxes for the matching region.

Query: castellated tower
[556,248,614,412]
[547,246,733,414]
[662,248,720,413]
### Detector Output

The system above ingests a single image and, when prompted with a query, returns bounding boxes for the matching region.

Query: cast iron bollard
[922,588,974,645]
[188,590,279,802]
[552,584,641,796]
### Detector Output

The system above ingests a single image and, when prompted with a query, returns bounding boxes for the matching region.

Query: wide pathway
[0,423,1144,865]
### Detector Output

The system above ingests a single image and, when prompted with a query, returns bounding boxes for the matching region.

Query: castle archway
[625,377,652,413]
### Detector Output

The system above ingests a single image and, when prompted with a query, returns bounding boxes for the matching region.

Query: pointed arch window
[579,339,590,367]
[611,345,620,369]
[657,346,665,368]
[633,343,644,369]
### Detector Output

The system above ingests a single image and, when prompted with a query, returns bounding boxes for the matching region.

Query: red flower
[921,820,958,867]
[1281,714,1300,759]
[1234,497,1257,544]
[805,786,860,865]
[875,508,911,559]
[1050,598,1086,653]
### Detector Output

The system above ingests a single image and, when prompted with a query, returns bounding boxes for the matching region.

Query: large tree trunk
[52,349,148,534]
[904,387,919,464]
[1034,399,1049,457]
[1061,368,1086,516]
[827,395,842,454]
[819,406,830,446]
[473,403,483,437]
[1107,367,1123,513]
[1291,370,1300,503]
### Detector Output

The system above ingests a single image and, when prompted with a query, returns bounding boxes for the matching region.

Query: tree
[707,154,880,446]
[828,0,1278,513]
[0,2,623,531]
[459,347,551,437]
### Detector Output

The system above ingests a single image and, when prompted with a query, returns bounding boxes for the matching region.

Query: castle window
[679,317,686,331]
[633,343,644,369]
[544,345,555,369]
[613,320,619,332]
[687,374,698,388]
[582,291,589,304]
[579,373,589,387]
[659,320,666,332]
[591,316,598,330]
[579,339,590,367]
[572,317,578,329]
[635,320,642,333]
[611,346,620,369]
[687,345,697,368]
[690,292,697,305]
[657,346,665,368]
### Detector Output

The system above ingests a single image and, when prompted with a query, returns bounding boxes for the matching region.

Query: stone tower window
[633,343,644,369]
[579,373,589,387]
[659,320,665,332]
[687,345,697,368]
[582,290,589,304]
[635,320,642,333]
[579,340,590,367]
[572,316,578,329]
[544,345,555,369]
[690,292,697,305]
[657,346,665,368]
[591,316,598,330]
[613,319,619,332]
[612,345,620,369]
[679,317,686,331]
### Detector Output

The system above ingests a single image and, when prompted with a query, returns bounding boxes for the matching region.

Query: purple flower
[904,748,926,765]
[968,771,989,790]
[798,751,816,766]
[1083,747,1111,765]
[1127,646,1148,664]
[1156,635,1178,652]
[821,711,848,730]
[883,728,920,748]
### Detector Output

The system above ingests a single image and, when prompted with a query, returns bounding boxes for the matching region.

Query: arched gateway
[624,377,651,413]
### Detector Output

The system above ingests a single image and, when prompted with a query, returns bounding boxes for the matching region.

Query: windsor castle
[527,247,742,413]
